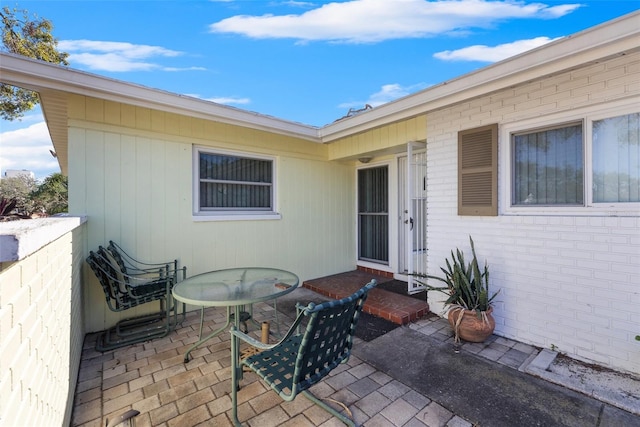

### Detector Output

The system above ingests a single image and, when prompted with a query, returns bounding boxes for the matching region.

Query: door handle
[409,217,414,230]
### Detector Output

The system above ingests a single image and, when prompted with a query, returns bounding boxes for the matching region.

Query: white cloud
[282,1,316,7]
[66,52,159,72]
[209,0,581,43]
[184,93,251,106]
[59,40,182,58]
[58,40,204,72]
[339,82,429,109]
[164,66,208,72]
[207,96,251,105]
[434,36,562,62]
[0,121,59,179]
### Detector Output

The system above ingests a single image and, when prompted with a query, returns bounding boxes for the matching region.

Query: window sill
[502,205,640,217]
[192,213,282,222]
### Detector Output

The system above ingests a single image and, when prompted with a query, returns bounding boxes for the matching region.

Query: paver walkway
[72,298,473,426]
[71,287,640,426]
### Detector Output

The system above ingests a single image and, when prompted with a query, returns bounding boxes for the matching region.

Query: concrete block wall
[0,218,86,426]
[424,52,640,374]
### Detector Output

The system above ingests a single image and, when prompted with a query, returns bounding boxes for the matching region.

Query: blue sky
[1,0,638,179]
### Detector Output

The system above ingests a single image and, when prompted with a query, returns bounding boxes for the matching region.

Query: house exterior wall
[424,52,640,374]
[0,220,85,426]
[66,96,356,332]
[328,115,427,161]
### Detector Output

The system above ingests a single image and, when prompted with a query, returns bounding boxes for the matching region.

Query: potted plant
[414,236,499,343]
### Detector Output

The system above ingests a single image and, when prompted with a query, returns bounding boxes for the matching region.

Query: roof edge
[0,52,321,142]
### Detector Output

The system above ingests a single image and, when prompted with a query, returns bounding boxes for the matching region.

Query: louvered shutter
[458,124,498,216]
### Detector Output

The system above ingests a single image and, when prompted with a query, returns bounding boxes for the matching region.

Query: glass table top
[172,267,300,307]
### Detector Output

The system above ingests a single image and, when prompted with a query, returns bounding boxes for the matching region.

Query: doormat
[355,312,399,342]
[377,280,427,302]
[274,289,399,342]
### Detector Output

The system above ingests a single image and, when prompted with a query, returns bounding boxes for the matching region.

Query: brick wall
[424,52,640,374]
[0,219,86,426]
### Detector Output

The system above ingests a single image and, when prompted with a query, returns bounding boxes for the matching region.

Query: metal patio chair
[230,279,377,426]
[86,243,186,351]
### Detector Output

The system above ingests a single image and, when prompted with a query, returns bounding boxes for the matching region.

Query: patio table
[172,267,299,362]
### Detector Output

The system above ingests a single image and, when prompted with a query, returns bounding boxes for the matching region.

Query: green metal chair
[230,279,377,426]
[86,243,186,351]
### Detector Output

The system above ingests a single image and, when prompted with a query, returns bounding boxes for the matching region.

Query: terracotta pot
[447,306,495,343]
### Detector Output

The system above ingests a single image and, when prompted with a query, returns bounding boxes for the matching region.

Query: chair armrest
[230,326,277,351]
[231,317,304,350]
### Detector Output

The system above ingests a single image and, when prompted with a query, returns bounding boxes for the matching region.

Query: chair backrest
[87,248,171,312]
[105,242,129,276]
[107,240,177,277]
[293,280,377,392]
[86,250,131,311]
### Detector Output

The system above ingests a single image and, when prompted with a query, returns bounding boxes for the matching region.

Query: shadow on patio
[71,287,468,427]
[72,285,640,427]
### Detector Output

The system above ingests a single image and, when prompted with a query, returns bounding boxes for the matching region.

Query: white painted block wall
[0,219,85,426]
[425,52,640,374]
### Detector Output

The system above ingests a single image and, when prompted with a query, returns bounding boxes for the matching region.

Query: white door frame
[399,142,427,294]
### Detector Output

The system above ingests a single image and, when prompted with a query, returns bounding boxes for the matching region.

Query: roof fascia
[320,11,640,142]
[0,53,321,142]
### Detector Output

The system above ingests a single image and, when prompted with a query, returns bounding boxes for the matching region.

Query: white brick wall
[425,52,640,374]
[0,221,85,426]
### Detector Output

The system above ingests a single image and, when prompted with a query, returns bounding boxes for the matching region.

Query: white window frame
[192,146,281,221]
[501,100,640,216]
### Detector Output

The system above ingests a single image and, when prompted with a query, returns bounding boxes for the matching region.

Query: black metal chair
[86,243,186,351]
[230,279,377,426]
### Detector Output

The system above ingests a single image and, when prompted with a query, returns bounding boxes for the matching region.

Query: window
[194,148,277,218]
[506,108,639,212]
[592,113,640,203]
[512,123,584,206]
[458,124,498,216]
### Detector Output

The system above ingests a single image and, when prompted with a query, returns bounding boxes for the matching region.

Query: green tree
[0,174,38,217]
[32,172,67,214]
[1,6,68,120]
[0,173,68,219]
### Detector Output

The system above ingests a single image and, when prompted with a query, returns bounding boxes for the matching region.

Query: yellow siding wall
[67,96,356,332]
[0,225,85,426]
[328,115,427,160]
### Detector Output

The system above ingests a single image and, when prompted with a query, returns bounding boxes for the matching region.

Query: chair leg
[97,320,170,351]
[96,298,174,352]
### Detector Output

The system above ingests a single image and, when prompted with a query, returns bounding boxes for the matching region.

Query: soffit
[38,90,68,174]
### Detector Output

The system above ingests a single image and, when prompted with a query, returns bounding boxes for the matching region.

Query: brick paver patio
[71,286,540,426]
[72,297,495,426]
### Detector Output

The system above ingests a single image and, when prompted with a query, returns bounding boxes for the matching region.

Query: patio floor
[71,282,640,426]
[71,292,476,427]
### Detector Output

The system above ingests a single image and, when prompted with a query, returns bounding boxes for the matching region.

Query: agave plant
[413,236,499,315]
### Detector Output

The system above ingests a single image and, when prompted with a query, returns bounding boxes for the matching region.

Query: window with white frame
[592,113,639,203]
[512,122,584,206]
[508,109,639,210]
[194,148,276,216]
